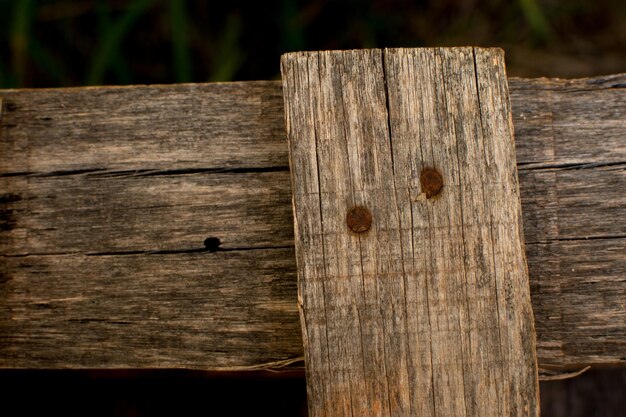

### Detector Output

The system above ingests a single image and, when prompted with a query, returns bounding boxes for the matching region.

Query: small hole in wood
[203,237,221,252]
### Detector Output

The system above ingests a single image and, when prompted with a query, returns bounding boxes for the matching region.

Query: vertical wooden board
[282,48,540,417]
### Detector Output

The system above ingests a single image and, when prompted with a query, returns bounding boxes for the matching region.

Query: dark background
[0,368,625,416]
[1,0,625,88]
[1,0,625,416]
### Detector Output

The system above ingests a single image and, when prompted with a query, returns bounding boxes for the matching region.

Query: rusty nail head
[420,167,443,198]
[347,206,372,233]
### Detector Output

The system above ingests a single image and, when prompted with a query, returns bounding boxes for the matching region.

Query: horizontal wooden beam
[1,74,625,371]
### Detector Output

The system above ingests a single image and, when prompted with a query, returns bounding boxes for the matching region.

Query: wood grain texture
[0,249,300,369]
[0,82,287,173]
[0,171,293,255]
[0,72,624,370]
[282,48,539,417]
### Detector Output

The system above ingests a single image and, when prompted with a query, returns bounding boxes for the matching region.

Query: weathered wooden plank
[519,167,626,242]
[2,75,624,174]
[282,48,539,417]
[0,82,287,173]
[0,249,301,369]
[1,167,622,256]
[0,171,293,255]
[509,75,626,167]
[1,73,624,370]
[527,239,626,367]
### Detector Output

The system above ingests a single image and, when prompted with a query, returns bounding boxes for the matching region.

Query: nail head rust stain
[420,167,443,198]
[347,206,372,233]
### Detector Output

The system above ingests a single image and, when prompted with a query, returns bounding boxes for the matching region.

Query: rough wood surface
[0,71,624,370]
[282,48,540,417]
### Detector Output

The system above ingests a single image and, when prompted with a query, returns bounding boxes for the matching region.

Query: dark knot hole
[203,237,221,252]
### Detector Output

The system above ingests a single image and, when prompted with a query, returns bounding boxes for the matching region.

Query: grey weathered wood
[282,48,540,417]
[508,75,626,167]
[0,82,287,173]
[0,249,301,369]
[0,171,293,255]
[0,71,625,370]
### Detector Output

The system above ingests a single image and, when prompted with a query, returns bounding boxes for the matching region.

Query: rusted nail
[420,167,443,198]
[347,206,372,233]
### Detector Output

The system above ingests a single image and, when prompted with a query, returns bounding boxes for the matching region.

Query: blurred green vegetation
[1,0,625,88]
